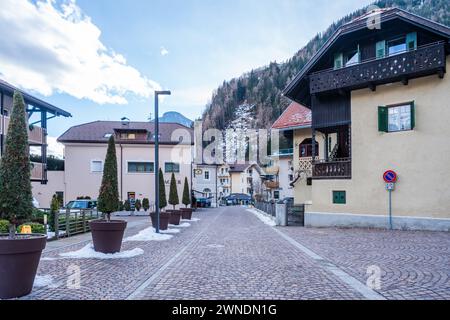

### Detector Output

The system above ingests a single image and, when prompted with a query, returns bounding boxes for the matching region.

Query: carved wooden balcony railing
[312,158,351,179]
[1,115,46,145]
[310,42,446,94]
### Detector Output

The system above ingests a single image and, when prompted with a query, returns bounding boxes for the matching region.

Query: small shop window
[165,162,180,173]
[128,162,154,173]
[378,102,415,133]
[333,191,346,204]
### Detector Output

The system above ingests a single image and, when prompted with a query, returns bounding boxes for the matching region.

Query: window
[378,102,415,133]
[387,37,407,56]
[120,132,136,140]
[165,162,180,173]
[204,170,210,180]
[128,162,154,173]
[104,133,112,138]
[333,191,346,204]
[90,160,103,173]
[344,46,360,67]
[289,174,294,182]
[274,191,280,199]
[299,138,319,158]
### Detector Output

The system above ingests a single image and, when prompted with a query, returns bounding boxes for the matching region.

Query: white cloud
[0,0,161,105]
[47,136,65,159]
[160,46,169,56]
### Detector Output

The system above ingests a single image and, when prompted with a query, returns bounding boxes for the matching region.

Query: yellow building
[283,8,450,231]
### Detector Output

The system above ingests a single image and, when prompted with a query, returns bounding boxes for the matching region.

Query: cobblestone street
[22,206,450,300]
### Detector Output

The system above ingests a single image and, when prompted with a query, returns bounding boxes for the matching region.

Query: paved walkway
[21,206,450,300]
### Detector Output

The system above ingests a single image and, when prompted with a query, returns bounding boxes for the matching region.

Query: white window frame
[204,170,210,180]
[165,162,180,173]
[90,160,103,173]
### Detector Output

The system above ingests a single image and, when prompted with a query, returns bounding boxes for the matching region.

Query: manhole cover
[206,244,225,249]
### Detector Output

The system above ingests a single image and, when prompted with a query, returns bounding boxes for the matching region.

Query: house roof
[283,7,450,105]
[0,79,71,117]
[58,121,194,145]
[271,102,311,130]
[228,163,264,174]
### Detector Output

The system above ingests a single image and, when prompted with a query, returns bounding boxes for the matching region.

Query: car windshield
[66,201,88,209]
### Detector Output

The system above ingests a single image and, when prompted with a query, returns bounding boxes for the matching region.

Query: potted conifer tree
[142,198,150,213]
[89,135,127,254]
[180,177,193,220]
[167,173,181,225]
[150,168,171,230]
[0,92,47,299]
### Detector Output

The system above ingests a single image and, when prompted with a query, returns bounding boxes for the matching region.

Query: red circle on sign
[383,170,397,183]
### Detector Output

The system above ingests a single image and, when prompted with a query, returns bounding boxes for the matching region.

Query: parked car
[224,194,254,206]
[279,197,294,205]
[196,197,212,208]
[61,199,97,213]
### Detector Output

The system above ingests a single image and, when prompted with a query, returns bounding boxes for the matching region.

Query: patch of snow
[124,227,173,242]
[34,275,59,288]
[170,222,191,228]
[59,244,144,259]
[41,257,58,261]
[161,228,180,234]
[182,218,200,222]
[246,208,276,227]
[47,230,66,239]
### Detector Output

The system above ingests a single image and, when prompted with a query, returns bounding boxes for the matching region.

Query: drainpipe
[120,143,123,201]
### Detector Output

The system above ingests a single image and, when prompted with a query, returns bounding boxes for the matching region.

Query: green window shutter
[376,40,386,59]
[333,191,346,204]
[334,52,343,69]
[406,32,417,51]
[378,106,388,132]
[410,101,415,129]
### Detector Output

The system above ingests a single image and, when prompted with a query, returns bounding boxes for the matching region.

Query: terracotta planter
[167,210,182,225]
[0,234,47,299]
[150,212,171,230]
[89,220,127,254]
[180,208,193,220]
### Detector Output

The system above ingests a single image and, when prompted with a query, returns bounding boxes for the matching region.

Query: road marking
[126,208,225,300]
[271,227,386,300]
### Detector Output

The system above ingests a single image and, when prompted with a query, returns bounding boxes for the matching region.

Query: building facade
[57,120,193,209]
[228,163,265,198]
[283,8,450,231]
[192,163,218,207]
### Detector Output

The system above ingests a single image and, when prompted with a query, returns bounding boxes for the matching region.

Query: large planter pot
[180,208,193,220]
[167,210,182,225]
[0,234,47,299]
[89,220,127,254]
[150,212,171,230]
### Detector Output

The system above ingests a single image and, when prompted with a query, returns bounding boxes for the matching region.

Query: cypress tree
[158,168,167,210]
[135,199,142,212]
[0,91,33,238]
[168,172,179,210]
[142,198,150,212]
[182,177,191,208]
[97,135,119,221]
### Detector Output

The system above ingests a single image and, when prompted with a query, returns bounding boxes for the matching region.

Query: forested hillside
[202,0,450,130]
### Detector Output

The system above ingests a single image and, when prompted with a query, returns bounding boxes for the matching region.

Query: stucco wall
[64,143,192,209]
[309,61,450,219]
[32,171,65,208]
[293,128,314,205]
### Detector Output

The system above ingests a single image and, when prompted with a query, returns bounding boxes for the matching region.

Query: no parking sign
[383,170,397,183]
[383,170,398,230]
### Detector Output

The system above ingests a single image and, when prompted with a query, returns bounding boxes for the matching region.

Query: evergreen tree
[97,135,119,221]
[0,91,33,238]
[182,177,191,207]
[135,199,142,212]
[158,168,167,210]
[49,194,60,231]
[168,173,179,210]
[142,198,150,212]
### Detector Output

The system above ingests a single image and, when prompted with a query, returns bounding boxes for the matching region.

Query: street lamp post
[154,90,171,233]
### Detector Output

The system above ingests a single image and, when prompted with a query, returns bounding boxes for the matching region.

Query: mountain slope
[202,0,450,131]
[153,111,193,128]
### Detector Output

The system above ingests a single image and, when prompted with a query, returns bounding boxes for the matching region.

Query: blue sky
[0,0,373,148]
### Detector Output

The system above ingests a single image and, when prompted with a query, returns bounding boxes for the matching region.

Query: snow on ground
[161,228,180,234]
[124,227,173,242]
[182,218,200,222]
[47,230,66,239]
[246,208,276,227]
[59,244,144,259]
[41,257,58,261]
[34,275,59,288]
[170,222,191,228]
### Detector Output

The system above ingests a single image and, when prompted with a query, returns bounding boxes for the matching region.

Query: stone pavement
[20,206,450,300]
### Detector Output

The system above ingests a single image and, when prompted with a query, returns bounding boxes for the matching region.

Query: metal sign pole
[389,189,393,230]
[155,94,160,234]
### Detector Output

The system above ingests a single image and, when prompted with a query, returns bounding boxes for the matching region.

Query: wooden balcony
[31,162,45,181]
[312,158,351,179]
[310,42,446,94]
[265,181,280,189]
[0,115,46,145]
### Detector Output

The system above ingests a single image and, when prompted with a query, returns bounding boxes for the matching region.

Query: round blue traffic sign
[383,170,397,183]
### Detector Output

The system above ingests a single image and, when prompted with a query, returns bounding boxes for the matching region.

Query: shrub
[0,91,33,237]
[97,135,119,221]
[17,222,45,234]
[159,168,167,209]
[142,198,150,211]
[0,220,9,233]
[118,201,124,211]
[135,199,142,211]
[124,200,131,211]
[168,173,179,210]
[182,177,191,207]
